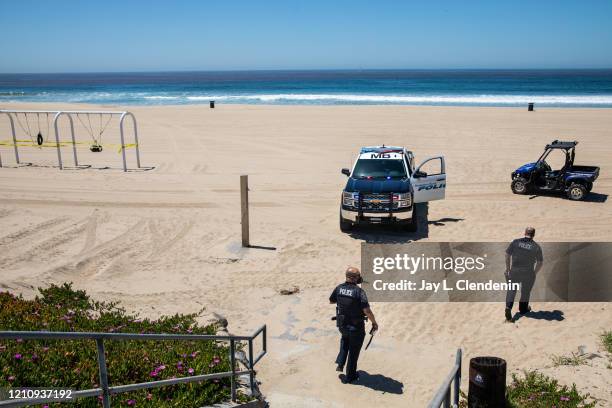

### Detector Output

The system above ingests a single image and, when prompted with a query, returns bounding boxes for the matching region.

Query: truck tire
[401,206,418,232]
[340,212,353,232]
[511,177,530,195]
[567,183,587,201]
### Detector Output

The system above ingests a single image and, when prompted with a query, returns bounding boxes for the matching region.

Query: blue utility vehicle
[511,140,599,201]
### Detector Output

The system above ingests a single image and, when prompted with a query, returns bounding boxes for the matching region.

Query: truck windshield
[352,159,407,179]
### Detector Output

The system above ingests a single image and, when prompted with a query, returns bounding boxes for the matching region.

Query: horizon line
[2,67,612,76]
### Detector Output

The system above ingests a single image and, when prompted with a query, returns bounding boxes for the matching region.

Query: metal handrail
[428,348,462,408]
[0,325,267,408]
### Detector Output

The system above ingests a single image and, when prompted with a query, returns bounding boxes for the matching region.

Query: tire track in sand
[147,219,195,259]
[46,219,148,281]
[0,217,70,247]
[0,217,90,268]
[78,210,100,255]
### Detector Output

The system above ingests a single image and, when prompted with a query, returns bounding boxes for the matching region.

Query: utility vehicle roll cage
[537,140,578,168]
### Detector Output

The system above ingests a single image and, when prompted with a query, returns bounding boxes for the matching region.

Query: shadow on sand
[512,309,565,322]
[2,162,157,172]
[347,203,464,244]
[583,192,608,203]
[528,191,607,203]
[338,371,404,394]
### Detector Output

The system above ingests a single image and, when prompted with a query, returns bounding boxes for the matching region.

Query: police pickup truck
[340,146,446,232]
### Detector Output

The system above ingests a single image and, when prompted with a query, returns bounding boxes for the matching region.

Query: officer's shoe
[519,306,532,315]
[340,373,360,384]
[336,364,344,372]
[505,307,513,322]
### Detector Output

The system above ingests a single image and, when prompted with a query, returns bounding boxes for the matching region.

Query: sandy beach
[1,103,611,406]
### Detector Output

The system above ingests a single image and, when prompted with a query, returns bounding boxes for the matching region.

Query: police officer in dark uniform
[330,266,378,383]
[505,227,544,321]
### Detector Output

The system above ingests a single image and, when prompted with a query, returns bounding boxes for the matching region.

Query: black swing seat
[90,144,103,152]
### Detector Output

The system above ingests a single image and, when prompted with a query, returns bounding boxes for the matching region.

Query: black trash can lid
[470,356,506,367]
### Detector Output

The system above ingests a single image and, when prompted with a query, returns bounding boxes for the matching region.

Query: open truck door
[411,156,446,203]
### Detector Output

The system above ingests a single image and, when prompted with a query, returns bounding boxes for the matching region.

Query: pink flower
[188,368,194,375]
[41,347,50,352]
[146,393,152,400]
[190,351,199,358]
[14,353,22,360]
[16,338,23,343]
[126,399,135,406]
[157,365,166,371]
[213,356,221,364]
[560,396,570,401]
[149,370,158,378]
[31,353,39,362]
[8,376,15,381]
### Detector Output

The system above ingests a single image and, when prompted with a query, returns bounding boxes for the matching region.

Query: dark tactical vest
[335,283,366,328]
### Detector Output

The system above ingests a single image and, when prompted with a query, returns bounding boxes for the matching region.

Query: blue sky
[1,0,611,73]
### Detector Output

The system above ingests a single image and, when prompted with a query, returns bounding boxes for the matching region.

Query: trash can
[528,102,534,111]
[210,100,215,109]
[468,356,506,407]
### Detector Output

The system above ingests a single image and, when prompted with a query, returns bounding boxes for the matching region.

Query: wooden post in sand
[240,175,250,247]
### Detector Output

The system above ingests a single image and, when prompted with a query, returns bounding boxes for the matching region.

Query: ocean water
[1,70,612,107]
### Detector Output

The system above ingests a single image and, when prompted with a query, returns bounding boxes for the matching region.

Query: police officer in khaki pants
[330,267,378,383]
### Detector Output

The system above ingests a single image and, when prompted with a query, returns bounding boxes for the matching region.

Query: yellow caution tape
[0,139,138,154]
[117,143,138,153]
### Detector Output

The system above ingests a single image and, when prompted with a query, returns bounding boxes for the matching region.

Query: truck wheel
[567,183,587,201]
[340,213,353,232]
[511,177,530,195]
[401,206,418,232]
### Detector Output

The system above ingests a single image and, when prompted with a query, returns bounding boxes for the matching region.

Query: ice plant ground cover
[505,371,596,408]
[458,371,597,408]
[601,330,612,355]
[602,330,612,369]
[0,283,245,407]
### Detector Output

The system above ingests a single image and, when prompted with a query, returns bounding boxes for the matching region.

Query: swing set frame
[0,109,141,172]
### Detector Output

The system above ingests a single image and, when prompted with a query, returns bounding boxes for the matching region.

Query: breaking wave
[181,93,612,105]
[3,91,612,107]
